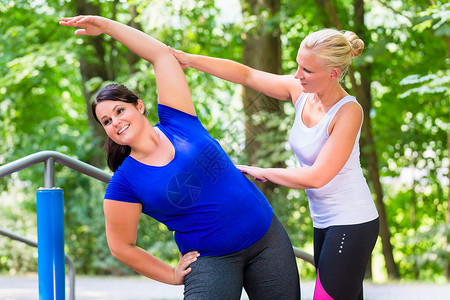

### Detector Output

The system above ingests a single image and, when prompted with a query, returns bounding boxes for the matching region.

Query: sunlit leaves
[400,73,450,98]
[414,3,450,36]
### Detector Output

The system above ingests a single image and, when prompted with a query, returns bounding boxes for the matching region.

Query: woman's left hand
[173,251,200,285]
[168,47,192,69]
[236,165,268,182]
[59,15,110,36]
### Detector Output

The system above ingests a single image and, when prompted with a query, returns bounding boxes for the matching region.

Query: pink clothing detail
[314,270,334,300]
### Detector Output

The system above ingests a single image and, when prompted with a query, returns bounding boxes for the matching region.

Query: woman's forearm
[171,49,295,101]
[188,54,253,85]
[112,244,178,284]
[103,19,168,64]
[262,167,317,190]
[237,164,327,190]
[112,244,188,285]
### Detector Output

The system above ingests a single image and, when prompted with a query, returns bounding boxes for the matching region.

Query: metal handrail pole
[293,246,315,266]
[0,227,75,300]
[0,227,37,248]
[53,154,111,183]
[65,255,75,300]
[0,152,50,178]
[44,157,55,188]
[0,151,111,183]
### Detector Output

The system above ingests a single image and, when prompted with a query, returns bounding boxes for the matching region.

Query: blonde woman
[170,29,379,300]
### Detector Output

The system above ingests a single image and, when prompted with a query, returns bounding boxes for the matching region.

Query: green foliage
[365,0,449,280]
[0,185,38,273]
[0,0,448,282]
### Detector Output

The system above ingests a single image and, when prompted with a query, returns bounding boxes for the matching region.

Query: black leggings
[313,218,379,300]
[183,215,301,300]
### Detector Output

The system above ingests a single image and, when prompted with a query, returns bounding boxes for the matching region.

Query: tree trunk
[312,0,341,28]
[356,91,399,278]
[352,0,400,279]
[75,0,109,168]
[241,0,285,200]
[74,2,141,169]
[125,6,142,73]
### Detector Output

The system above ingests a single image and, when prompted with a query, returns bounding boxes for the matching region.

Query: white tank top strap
[325,96,359,136]
[327,96,358,115]
[293,93,308,112]
[294,93,359,116]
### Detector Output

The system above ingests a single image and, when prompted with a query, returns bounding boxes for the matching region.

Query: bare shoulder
[330,101,363,135]
[339,100,363,116]
[283,75,302,103]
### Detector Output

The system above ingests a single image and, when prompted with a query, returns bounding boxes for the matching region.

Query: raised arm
[60,16,195,115]
[169,48,301,102]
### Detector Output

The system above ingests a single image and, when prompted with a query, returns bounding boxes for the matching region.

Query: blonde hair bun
[343,31,364,58]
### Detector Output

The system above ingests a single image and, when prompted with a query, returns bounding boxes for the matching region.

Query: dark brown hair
[92,84,148,172]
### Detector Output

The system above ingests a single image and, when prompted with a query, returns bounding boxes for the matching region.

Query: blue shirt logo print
[167,172,202,208]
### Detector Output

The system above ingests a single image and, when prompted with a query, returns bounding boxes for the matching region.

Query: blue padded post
[37,188,65,300]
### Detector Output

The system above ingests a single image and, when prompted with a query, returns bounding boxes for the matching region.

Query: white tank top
[289,93,378,228]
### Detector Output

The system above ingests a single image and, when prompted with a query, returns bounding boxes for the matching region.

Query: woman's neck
[129,125,160,158]
[314,84,348,110]
[130,127,175,166]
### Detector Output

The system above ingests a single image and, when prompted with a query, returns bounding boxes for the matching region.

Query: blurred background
[0,0,449,286]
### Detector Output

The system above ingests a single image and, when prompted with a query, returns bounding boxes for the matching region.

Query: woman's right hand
[168,47,192,69]
[59,16,110,36]
[173,251,200,285]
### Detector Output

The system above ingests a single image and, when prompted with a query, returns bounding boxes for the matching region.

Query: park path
[1,275,450,300]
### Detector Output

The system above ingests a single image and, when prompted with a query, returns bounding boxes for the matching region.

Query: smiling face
[294,45,339,94]
[95,99,147,147]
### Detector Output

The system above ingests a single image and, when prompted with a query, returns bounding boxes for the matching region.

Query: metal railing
[0,150,314,299]
[0,150,111,188]
[0,151,111,300]
[0,227,76,300]
[293,246,314,266]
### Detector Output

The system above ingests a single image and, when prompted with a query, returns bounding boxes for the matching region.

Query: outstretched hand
[59,15,109,36]
[173,251,200,285]
[236,165,268,182]
[168,47,192,69]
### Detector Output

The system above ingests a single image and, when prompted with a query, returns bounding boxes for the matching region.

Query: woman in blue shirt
[59,15,300,299]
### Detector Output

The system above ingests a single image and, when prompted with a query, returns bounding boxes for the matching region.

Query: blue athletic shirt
[105,104,273,255]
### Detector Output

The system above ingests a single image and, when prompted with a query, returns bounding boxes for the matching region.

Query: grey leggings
[183,215,301,300]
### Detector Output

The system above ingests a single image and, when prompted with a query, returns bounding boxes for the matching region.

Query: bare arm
[169,48,301,102]
[103,200,199,285]
[237,102,363,189]
[60,16,195,115]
